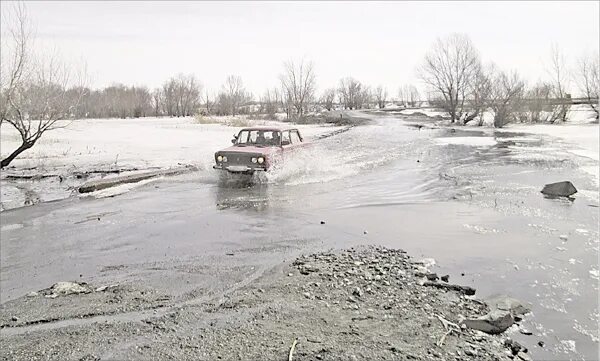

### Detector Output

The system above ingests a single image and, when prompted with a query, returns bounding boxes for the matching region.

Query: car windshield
[236,130,281,147]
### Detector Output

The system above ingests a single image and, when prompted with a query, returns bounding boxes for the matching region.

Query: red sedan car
[213,126,307,174]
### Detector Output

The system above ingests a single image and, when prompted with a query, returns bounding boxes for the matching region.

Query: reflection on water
[215,183,271,211]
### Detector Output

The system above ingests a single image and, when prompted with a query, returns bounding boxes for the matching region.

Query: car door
[281,130,292,150]
[290,130,305,149]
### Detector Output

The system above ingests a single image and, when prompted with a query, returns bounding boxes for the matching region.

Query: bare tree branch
[1,3,87,168]
[280,59,316,119]
[418,33,481,123]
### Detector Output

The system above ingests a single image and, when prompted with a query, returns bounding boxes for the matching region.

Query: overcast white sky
[2,1,599,96]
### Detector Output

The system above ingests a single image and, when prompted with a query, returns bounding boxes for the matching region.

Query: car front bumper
[213,164,266,173]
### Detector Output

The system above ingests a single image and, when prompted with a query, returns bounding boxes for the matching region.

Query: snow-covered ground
[497,122,599,186]
[401,104,599,186]
[0,116,342,173]
[399,108,450,118]
[0,116,343,210]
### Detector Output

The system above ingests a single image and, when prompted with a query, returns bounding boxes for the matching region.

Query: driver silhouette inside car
[256,131,266,145]
[271,131,281,146]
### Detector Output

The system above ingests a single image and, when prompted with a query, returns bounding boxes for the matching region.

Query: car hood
[217,145,279,155]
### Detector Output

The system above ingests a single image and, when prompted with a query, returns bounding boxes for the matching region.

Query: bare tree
[374,86,388,109]
[260,88,280,117]
[223,75,244,116]
[489,70,525,128]
[407,85,420,107]
[576,52,599,120]
[464,64,495,125]
[397,85,420,107]
[279,59,316,119]
[338,77,363,110]
[151,88,162,116]
[203,89,215,115]
[355,86,372,109]
[320,88,336,111]
[280,84,293,120]
[547,44,571,122]
[1,3,86,168]
[418,33,481,123]
[522,82,554,123]
[397,86,405,107]
[161,78,177,116]
[179,74,202,116]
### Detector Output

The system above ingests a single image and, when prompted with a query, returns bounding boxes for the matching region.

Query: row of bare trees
[55,74,202,119]
[1,3,598,167]
[419,33,599,127]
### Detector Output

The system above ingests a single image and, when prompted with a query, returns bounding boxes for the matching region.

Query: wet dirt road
[1,112,598,360]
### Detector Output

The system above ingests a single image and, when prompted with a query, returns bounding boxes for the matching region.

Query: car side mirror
[231,139,236,144]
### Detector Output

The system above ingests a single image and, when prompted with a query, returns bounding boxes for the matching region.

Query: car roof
[240,126,297,132]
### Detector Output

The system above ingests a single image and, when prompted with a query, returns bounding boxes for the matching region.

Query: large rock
[463,295,530,334]
[541,181,577,197]
[463,309,515,334]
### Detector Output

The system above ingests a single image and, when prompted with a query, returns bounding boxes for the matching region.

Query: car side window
[282,131,291,145]
[291,130,302,144]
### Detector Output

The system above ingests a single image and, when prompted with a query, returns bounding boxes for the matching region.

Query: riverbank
[0,246,524,360]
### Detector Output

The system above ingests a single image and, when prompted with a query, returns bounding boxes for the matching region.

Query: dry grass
[225,117,255,128]
[194,114,220,124]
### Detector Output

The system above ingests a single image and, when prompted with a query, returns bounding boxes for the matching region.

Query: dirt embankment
[1,246,526,361]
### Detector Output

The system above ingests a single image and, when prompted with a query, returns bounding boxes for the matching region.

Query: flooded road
[1,112,598,360]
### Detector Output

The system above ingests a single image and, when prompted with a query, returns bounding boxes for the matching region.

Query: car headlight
[217,155,223,162]
[251,157,258,163]
[257,157,265,164]
[222,156,228,162]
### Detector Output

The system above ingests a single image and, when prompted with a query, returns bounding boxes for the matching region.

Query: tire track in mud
[0,263,272,337]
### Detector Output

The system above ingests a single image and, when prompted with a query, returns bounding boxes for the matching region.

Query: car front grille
[221,152,254,166]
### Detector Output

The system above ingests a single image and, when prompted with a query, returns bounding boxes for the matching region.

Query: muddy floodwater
[1,112,598,360]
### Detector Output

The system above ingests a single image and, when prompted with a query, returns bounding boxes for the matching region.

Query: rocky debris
[517,351,532,361]
[111,246,514,360]
[504,338,528,355]
[463,309,515,334]
[518,326,533,335]
[44,282,92,298]
[415,271,439,281]
[485,294,531,317]
[462,295,530,334]
[541,181,577,197]
[423,280,476,295]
